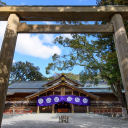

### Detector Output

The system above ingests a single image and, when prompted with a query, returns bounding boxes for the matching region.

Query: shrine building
[5,73,123,113]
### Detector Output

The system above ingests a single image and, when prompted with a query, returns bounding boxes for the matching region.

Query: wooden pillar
[13,100,15,105]
[72,90,73,95]
[72,104,74,113]
[71,90,74,113]
[37,106,39,113]
[52,91,55,113]
[0,14,20,126]
[52,104,55,113]
[61,86,65,96]
[97,100,100,113]
[13,100,15,115]
[87,106,89,113]
[27,99,29,107]
[111,14,128,109]
[37,95,40,113]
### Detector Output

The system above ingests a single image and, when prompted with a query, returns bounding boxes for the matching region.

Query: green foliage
[96,0,128,5]
[45,73,79,81]
[46,33,101,84]
[46,0,128,107]
[95,0,128,107]
[10,61,46,83]
[0,0,6,5]
[46,34,87,72]
[65,73,79,81]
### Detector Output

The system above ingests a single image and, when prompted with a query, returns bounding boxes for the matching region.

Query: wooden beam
[1,6,128,21]
[17,23,113,34]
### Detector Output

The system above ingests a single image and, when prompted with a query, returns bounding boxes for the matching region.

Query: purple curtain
[37,95,90,106]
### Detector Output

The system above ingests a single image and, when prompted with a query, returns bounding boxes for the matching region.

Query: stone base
[121,107,128,119]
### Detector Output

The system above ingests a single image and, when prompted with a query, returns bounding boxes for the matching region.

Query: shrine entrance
[55,102,71,113]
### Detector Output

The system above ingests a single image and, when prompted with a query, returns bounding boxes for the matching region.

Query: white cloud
[0,21,61,59]
[61,34,72,39]
[42,21,56,25]
[0,21,7,48]
[21,2,25,5]
[42,34,54,44]
[45,21,54,25]
[13,60,15,63]
[16,34,61,59]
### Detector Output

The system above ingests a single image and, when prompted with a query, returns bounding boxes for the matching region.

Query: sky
[0,0,97,77]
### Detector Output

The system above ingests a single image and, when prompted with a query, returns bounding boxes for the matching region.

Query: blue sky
[0,0,97,77]
[3,0,96,6]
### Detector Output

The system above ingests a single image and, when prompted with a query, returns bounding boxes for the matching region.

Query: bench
[59,115,69,123]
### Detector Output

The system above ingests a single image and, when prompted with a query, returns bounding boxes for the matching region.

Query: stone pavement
[1,113,128,128]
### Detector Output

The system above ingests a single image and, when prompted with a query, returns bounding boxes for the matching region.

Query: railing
[3,109,33,114]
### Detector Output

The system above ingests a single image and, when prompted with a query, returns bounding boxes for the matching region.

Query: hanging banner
[37,95,90,106]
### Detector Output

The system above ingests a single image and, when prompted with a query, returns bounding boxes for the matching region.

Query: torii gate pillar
[0,14,20,126]
[111,14,128,116]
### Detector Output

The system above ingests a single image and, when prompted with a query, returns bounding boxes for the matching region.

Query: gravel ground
[1,113,128,128]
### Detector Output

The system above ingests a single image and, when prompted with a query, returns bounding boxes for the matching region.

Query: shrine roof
[26,81,100,100]
[7,88,44,93]
[7,81,46,93]
[6,92,15,96]
[7,77,122,94]
[8,81,48,89]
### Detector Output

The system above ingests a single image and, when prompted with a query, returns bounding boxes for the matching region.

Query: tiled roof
[7,88,44,93]
[26,81,100,99]
[82,88,113,93]
[84,81,109,88]
[8,81,48,89]
[7,81,47,93]
[8,80,121,94]
[6,92,15,95]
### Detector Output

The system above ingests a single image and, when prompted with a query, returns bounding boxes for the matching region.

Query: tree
[46,33,126,108]
[0,0,6,5]
[45,0,128,108]
[10,61,46,83]
[46,34,101,84]
[94,0,128,108]
[96,0,128,5]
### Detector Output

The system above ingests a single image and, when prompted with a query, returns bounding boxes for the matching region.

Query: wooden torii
[0,5,128,125]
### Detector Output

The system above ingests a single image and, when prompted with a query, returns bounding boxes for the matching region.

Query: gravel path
[1,113,128,128]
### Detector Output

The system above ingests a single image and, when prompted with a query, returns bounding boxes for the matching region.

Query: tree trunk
[116,81,126,108]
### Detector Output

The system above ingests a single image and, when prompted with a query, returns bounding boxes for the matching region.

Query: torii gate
[0,5,128,125]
